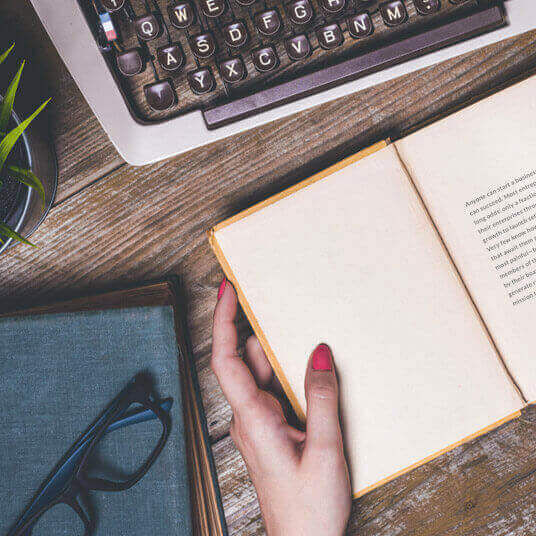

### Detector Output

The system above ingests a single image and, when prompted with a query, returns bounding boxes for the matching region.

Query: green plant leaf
[7,164,45,207]
[0,60,25,132]
[0,98,50,175]
[0,44,14,66]
[0,222,35,247]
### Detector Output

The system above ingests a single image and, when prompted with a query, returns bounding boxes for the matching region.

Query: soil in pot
[0,173,25,223]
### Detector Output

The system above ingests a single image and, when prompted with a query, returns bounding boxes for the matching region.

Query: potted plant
[0,44,57,253]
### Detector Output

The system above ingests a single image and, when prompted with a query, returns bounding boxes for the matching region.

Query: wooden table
[2,4,536,535]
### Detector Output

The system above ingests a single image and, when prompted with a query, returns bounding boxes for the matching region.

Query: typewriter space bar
[204,5,504,129]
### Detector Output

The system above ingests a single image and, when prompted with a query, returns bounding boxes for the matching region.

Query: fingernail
[217,278,227,300]
[312,344,332,371]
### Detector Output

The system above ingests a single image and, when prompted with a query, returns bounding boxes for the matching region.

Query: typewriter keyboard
[78,0,505,127]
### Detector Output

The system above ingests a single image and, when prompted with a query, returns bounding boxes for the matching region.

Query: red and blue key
[99,12,118,41]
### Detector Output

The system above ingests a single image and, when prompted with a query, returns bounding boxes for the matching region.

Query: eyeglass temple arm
[106,398,172,432]
[12,398,173,536]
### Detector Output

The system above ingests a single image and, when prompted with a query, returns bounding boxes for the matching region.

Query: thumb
[303,343,344,453]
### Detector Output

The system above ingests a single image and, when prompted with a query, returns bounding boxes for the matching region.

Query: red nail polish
[217,278,227,300]
[312,344,332,371]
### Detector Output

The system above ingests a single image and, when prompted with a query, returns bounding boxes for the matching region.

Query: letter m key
[380,1,408,26]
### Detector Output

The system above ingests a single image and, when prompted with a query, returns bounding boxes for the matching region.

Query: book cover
[0,305,193,534]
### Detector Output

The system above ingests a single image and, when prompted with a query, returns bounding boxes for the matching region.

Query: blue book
[0,280,227,536]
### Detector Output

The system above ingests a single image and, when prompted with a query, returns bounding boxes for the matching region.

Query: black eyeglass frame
[12,375,171,536]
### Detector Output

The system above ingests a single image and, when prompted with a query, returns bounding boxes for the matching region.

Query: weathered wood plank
[212,405,536,535]
[0,3,123,203]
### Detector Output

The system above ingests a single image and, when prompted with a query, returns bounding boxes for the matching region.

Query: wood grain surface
[2,4,536,534]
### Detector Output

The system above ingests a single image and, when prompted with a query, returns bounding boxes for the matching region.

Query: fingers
[244,335,274,389]
[303,344,344,454]
[212,279,260,412]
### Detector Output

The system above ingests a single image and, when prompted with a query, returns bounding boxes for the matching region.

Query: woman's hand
[211,279,351,536]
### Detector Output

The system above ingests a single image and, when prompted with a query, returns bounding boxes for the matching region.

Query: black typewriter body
[78,0,506,127]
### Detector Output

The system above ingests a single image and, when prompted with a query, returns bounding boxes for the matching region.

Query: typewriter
[31,0,536,164]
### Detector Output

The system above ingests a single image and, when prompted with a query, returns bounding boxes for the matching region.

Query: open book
[208,75,536,498]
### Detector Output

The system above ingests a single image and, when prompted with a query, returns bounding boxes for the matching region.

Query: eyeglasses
[9,373,172,536]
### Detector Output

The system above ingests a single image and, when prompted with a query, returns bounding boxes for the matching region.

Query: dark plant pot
[0,100,57,254]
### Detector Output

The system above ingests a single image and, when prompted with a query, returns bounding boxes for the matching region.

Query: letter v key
[285,34,311,61]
